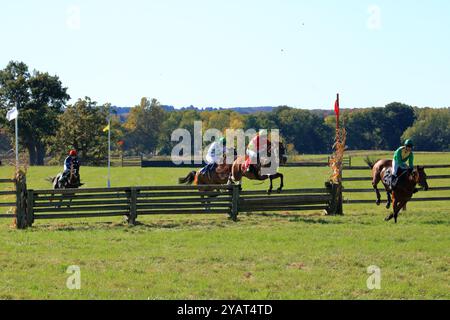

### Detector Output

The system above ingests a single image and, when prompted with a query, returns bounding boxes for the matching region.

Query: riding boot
[391,175,398,190]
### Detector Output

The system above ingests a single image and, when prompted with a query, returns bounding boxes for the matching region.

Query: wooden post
[128,187,137,225]
[121,154,124,167]
[26,190,34,227]
[230,184,240,221]
[14,176,27,229]
[325,182,343,216]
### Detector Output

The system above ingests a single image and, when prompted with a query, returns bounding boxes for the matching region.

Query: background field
[0,152,449,299]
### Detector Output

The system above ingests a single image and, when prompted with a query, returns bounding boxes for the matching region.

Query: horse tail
[364,157,379,169]
[178,171,197,185]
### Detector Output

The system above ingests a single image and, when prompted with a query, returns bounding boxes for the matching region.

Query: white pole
[15,102,19,171]
[107,117,111,188]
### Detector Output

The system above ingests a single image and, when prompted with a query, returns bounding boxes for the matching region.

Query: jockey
[201,137,227,174]
[391,139,414,188]
[246,130,270,174]
[60,149,80,184]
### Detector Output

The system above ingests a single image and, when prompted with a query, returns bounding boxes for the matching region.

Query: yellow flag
[103,124,110,132]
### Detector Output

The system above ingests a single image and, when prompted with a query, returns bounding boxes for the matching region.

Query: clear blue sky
[1,0,449,109]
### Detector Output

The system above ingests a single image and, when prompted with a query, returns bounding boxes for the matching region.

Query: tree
[0,128,11,153]
[0,61,70,165]
[273,107,332,154]
[339,103,415,150]
[379,102,416,149]
[49,97,118,164]
[124,98,166,155]
[402,108,450,151]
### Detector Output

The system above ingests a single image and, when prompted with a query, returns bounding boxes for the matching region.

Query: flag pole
[15,102,19,171]
[107,116,111,188]
[336,93,340,130]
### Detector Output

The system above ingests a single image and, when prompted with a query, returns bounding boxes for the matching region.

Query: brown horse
[365,158,429,223]
[178,161,232,188]
[231,141,287,194]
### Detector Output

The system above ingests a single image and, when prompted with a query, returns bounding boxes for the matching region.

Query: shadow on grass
[243,212,344,225]
[33,218,234,232]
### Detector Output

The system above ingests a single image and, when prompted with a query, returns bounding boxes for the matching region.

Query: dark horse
[365,158,429,223]
[47,166,83,208]
[50,168,83,189]
[231,141,287,194]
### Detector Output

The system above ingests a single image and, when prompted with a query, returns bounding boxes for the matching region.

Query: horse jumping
[231,141,287,194]
[365,158,429,223]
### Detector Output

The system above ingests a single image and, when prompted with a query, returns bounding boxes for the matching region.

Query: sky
[1,0,450,109]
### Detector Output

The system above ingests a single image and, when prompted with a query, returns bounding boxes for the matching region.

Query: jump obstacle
[1,181,338,229]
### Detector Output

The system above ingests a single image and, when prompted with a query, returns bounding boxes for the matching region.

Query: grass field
[0,152,449,299]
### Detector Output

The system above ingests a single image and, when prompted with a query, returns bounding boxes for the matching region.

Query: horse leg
[268,176,273,194]
[394,201,405,224]
[385,194,396,221]
[386,191,392,209]
[276,173,284,193]
[372,175,381,206]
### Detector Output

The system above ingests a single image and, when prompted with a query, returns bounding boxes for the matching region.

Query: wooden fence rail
[14,183,336,229]
[0,178,17,220]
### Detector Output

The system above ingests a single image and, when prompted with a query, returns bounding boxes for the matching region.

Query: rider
[246,130,270,174]
[201,137,227,174]
[391,139,414,189]
[60,149,81,185]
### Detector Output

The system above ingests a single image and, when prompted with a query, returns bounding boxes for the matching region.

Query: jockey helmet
[69,149,78,156]
[404,139,414,147]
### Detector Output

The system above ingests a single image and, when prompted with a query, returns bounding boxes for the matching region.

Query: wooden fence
[110,155,143,167]
[0,174,28,228]
[14,184,336,229]
[342,164,450,204]
[0,178,16,219]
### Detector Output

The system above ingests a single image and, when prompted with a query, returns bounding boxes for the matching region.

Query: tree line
[1,61,449,165]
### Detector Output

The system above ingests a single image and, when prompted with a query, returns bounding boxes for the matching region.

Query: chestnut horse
[365,158,429,223]
[231,141,287,194]
[178,161,232,188]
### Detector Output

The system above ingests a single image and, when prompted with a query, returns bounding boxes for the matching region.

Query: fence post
[325,182,343,216]
[128,187,137,225]
[14,174,28,229]
[230,185,240,221]
[26,190,34,227]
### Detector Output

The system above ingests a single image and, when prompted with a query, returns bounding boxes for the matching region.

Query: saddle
[384,167,411,191]
[200,163,217,176]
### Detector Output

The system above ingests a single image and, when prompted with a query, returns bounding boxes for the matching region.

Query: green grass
[0,153,449,300]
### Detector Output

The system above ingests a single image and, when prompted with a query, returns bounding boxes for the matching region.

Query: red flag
[334,94,340,129]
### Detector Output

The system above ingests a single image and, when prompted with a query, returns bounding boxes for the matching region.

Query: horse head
[416,166,429,191]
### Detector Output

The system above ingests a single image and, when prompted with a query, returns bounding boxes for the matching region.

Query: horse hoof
[376,200,381,206]
[267,190,272,195]
[386,204,391,209]
[276,188,282,193]
[385,215,393,221]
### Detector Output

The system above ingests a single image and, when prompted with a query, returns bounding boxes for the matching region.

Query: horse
[49,168,83,190]
[178,155,235,211]
[231,141,287,194]
[365,158,429,223]
[47,166,83,208]
[178,161,232,187]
